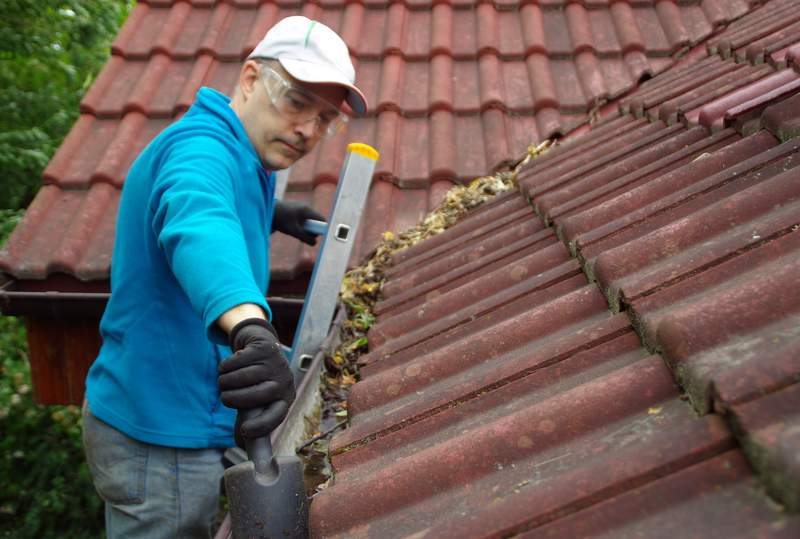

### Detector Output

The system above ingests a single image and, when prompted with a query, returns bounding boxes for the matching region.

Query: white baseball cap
[248,16,368,115]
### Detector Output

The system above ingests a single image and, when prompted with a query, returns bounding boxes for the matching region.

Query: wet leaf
[349,336,368,350]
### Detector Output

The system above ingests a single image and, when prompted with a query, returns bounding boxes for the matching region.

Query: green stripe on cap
[304,21,317,48]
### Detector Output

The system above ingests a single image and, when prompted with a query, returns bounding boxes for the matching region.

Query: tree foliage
[1,3,132,537]
[0,0,132,210]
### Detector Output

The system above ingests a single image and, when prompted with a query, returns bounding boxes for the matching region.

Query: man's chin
[261,152,301,171]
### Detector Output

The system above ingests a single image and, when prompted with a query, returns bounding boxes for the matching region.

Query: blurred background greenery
[1,2,133,537]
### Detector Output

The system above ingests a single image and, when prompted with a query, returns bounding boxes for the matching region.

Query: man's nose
[294,117,317,139]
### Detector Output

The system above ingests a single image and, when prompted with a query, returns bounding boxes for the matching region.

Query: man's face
[238,61,348,171]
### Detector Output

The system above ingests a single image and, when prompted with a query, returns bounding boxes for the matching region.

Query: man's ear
[239,60,261,102]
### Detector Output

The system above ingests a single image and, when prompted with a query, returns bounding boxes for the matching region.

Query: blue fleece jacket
[85,88,275,448]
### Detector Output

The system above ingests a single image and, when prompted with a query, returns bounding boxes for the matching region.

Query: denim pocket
[82,401,147,505]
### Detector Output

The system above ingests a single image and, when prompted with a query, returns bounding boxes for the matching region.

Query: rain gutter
[0,279,109,319]
[0,279,305,324]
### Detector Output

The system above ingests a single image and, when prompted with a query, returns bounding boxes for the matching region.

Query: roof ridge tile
[694,67,800,131]
[80,55,126,116]
[478,54,507,111]
[543,124,708,221]
[611,2,646,55]
[707,0,800,54]
[526,120,668,198]
[382,2,409,56]
[175,54,214,113]
[716,2,800,57]
[477,3,502,56]
[0,185,62,272]
[574,129,781,263]
[429,109,459,180]
[124,54,172,117]
[700,0,731,29]
[566,2,597,55]
[575,50,609,106]
[197,1,232,58]
[629,56,737,116]
[151,1,192,57]
[49,183,118,278]
[91,112,149,189]
[336,3,366,56]
[657,63,771,124]
[111,2,151,57]
[746,21,800,64]
[655,0,692,50]
[520,4,548,55]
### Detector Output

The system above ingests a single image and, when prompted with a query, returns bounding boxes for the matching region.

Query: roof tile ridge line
[617,218,800,313]
[546,127,718,225]
[124,53,173,117]
[0,185,62,268]
[80,55,126,116]
[332,317,636,455]
[150,1,193,57]
[576,134,800,278]
[454,415,736,539]
[714,3,800,58]
[110,1,150,58]
[91,111,149,189]
[477,53,508,114]
[655,0,691,52]
[175,54,215,115]
[48,183,118,276]
[618,56,722,116]
[518,116,643,183]
[761,29,800,62]
[382,2,409,58]
[629,57,741,117]
[674,64,776,121]
[198,1,234,60]
[42,114,97,185]
[725,77,800,126]
[558,127,741,249]
[705,0,789,54]
[369,260,585,362]
[529,122,680,215]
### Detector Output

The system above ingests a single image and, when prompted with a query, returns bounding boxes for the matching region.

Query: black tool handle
[239,407,273,475]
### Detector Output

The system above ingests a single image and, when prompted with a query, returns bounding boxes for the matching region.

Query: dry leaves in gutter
[301,140,551,496]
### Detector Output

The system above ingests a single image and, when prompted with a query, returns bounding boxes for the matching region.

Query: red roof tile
[309,0,800,535]
[0,0,760,285]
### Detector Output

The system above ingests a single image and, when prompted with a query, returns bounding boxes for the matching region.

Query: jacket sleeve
[148,132,270,345]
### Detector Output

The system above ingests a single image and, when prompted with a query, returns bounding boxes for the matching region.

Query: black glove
[218,318,295,448]
[273,200,325,245]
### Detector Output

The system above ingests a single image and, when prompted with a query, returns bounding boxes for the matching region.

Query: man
[81,17,367,538]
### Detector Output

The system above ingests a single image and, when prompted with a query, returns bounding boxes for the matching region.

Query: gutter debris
[298,140,552,499]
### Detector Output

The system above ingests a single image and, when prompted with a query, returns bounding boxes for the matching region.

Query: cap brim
[279,58,368,115]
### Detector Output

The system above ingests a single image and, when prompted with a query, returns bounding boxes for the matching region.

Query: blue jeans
[82,400,225,539]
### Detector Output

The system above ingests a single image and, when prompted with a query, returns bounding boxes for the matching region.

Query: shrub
[0,209,105,538]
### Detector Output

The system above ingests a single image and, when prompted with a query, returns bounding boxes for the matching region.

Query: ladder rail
[285,144,378,385]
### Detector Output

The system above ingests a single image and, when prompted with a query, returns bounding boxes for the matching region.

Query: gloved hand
[273,200,325,245]
[218,318,295,448]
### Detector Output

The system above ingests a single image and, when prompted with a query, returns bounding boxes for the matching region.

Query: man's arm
[216,303,295,448]
[216,303,268,334]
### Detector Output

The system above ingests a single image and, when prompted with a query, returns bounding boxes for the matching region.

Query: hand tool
[224,407,308,539]
[221,143,379,539]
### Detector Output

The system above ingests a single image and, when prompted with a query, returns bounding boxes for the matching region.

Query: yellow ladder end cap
[347,143,379,161]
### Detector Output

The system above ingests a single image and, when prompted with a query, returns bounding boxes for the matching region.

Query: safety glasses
[259,65,348,139]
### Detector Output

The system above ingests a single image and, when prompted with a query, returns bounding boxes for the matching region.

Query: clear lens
[261,66,347,139]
